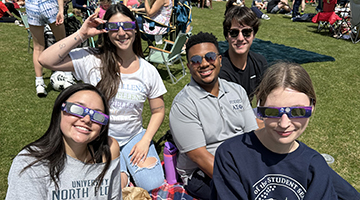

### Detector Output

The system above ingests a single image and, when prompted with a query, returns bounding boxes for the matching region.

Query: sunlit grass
[1,1,360,198]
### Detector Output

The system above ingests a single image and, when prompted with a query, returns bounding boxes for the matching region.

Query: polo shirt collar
[189,77,229,99]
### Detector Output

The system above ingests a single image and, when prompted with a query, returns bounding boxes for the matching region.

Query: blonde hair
[255,62,316,106]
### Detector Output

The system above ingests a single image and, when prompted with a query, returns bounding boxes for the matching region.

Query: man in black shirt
[219,6,268,102]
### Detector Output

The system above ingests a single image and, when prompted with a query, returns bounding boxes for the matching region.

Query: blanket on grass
[218,38,335,64]
[149,182,196,200]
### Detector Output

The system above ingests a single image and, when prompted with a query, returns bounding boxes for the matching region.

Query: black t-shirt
[219,50,268,101]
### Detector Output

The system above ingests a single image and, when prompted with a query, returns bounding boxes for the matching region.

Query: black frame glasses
[190,52,219,66]
[228,28,253,38]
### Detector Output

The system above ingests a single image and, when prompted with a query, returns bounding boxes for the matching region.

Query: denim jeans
[120,129,165,191]
[184,168,212,200]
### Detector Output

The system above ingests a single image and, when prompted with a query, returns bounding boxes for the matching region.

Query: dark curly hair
[185,31,219,62]
[223,6,260,39]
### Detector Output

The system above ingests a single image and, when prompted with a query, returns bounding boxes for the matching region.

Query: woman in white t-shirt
[39,3,166,191]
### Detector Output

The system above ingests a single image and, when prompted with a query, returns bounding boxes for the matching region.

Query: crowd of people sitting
[4,0,359,199]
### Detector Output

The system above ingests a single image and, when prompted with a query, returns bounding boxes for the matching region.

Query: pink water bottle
[163,141,178,184]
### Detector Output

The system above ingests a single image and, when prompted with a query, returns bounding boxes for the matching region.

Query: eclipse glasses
[257,106,312,119]
[99,21,136,31]
[61,102,109,125]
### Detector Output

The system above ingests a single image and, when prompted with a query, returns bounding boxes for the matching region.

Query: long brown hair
[21,83,111,192]
[90,3,144,102]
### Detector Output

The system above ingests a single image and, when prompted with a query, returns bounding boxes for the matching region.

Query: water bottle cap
[164,141,178,155]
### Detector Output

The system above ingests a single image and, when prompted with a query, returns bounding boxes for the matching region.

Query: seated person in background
[253,0,267,10]
[224,0,245,15]
[72,0,96,14]
[226,0,270,23]
[134,0,172,35]
[251,0,270,19]
[220,6,268,102]
[266,0,291,14]
[6,83,124,199]
[124,0,140,9]
[211,62,360,200]
[169,32,258,200]
[0,1,19,22]
[198,0,212,9]
[95,0,111,19]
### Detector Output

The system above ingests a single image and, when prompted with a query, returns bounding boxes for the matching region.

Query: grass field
[1,1,360,198]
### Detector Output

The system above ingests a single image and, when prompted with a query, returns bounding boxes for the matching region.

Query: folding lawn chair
[332,4,351,39]
[312,0,342,34]
[145,32,189,84]
[135,10,177,54]
[19,11,32,53]
[174,0,192,36]
[350,0,360,43]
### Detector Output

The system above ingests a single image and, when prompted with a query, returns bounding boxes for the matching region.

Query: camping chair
[331,3,351,39]
[135,11,177,54]
[312,0,342,34]
[174,0,192,36]
[19,11,32,53]
[145,32,189,84]
[350,0,360,43]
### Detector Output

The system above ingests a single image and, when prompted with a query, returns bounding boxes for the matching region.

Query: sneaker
[36,83,47,97]
[285,11,293,16]
[262,14,270,20]
[14,20,20,25]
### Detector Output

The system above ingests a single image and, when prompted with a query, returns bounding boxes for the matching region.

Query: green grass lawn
[1,1,360,198]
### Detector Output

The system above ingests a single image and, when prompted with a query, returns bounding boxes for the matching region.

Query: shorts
[25,0,59,26]
[270,5,280,13]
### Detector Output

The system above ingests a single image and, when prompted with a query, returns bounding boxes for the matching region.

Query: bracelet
[76,30,85,43]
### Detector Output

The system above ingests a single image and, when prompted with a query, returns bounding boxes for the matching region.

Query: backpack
[292,13,317,22]
[64,15,82,36]
[44,24,56,49]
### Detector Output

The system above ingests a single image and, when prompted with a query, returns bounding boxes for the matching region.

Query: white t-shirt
[69,48,167,146]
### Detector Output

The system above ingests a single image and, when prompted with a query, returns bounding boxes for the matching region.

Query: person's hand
[55,12,64,25]
[129,139,150,166]
[78,12,107,39]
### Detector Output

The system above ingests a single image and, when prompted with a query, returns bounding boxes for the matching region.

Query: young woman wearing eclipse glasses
[39,3,166,191]
[6,83,123,199]
[211,62,360,199]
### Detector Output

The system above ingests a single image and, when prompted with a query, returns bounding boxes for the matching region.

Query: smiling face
[60,90,105,147]
[259,87,312,153]
[226,18,254,56]
[107,13,136,53]
[187,42,222,91]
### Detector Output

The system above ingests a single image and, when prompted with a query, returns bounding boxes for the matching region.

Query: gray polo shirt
[169,77,258,185]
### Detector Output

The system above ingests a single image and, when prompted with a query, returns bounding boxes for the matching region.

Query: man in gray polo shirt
[169,32,258,200]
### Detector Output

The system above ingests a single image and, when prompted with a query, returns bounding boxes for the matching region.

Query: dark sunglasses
[257,106,312,118]
[104,21,136,31]
[61,102,109,125]
[190,52,218,66]
[228,28,253,38]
